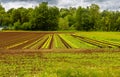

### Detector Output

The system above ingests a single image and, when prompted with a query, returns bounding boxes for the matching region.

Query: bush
[22,22,32,30]
[13,21,21,30]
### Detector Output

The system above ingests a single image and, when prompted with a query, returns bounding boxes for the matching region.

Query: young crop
[53,34,67,48]
[41,34,53,49]
[59,34,97,48]
[73,34,119,48]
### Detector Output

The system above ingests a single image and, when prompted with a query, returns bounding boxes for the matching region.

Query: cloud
[1,1,37,11]
[0,0,120,11]
[0,0,58,11]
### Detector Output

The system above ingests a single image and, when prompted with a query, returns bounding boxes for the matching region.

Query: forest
[0,2,120,31]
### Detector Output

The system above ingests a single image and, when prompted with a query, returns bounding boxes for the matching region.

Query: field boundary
[0,49,120,54]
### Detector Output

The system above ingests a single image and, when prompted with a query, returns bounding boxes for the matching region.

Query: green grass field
[0,32,120,77]
[75,32,120,44]
[0,50,120,77]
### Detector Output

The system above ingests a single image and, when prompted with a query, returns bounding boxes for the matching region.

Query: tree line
[0,2,120,31]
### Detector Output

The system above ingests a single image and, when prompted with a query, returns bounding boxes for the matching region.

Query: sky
[0,0,120,11]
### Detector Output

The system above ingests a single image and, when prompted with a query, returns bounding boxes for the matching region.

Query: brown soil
[0,49,120,55]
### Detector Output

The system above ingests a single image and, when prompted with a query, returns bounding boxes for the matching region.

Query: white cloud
[57,0,120,11]
[57,0,90,8]
[1,0,120,11]
[1,1,38,11]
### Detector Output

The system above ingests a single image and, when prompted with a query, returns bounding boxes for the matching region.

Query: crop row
[72,34,120,48]
[0,32,119,49]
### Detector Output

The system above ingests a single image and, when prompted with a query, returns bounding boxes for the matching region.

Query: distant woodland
[0,2,120,31]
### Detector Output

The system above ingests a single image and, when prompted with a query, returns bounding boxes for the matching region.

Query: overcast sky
[0,0,120,11]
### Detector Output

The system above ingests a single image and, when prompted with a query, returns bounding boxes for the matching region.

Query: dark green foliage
[0,4,5,26]
[22,22,32,30]
[31,2,59,31]
[13,20,21,30]
[31,2,49,30]
[0,2,120,31]
[47,6,59,30]
[76,7,92,31]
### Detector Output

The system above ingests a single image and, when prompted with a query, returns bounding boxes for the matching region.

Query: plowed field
[0,32,120,50]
